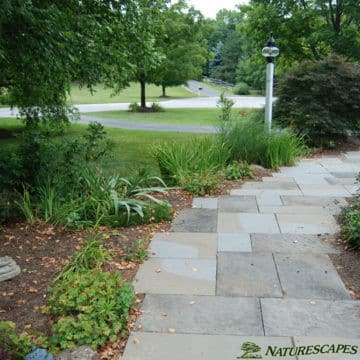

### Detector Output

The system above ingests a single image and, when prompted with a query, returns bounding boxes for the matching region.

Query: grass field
[0,118,207,176]
[83,108,248,126]
[68,83,196,104]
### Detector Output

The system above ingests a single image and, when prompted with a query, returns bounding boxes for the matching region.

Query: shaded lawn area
[68,82,197,104]
[0,118,209,176]
[82,108,248,126]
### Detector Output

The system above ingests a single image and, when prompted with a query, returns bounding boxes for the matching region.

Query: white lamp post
[262,33,279,133]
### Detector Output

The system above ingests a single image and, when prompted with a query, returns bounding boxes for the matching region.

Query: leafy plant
[128,102,141,112]
[217,92,234,122]
[0,321,48,360]
[274,55,360,146]
[181,171,220,195]
[151,102,164,112]
[225,161,253,180]
[46,271,134,350]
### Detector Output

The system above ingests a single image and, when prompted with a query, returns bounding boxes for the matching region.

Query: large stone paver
[134,258,216,295]
[218,213,280,233]
[281,195,348,207]
[218,233,252,252]
[149,233,217,258]
[274,253,351,300]
[261,298,360,337]
[192,197,218,209]
[251,234,340,254]
[136,295,263,335]
[123,334,294,360]
[171,208,217,232]
[259,205,342,215]
[276,214,339,234]
[299,184,351,197]
[218,195,258,212]
[217,252,282,297]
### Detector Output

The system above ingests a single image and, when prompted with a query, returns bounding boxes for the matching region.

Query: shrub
[128,102,141,112]
[233,82,250,95]
[151,102,164,112]
[274,55,360,146]
[219,117,307,169]
[341,206,360,249]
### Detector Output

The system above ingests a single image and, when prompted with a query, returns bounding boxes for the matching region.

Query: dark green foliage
[233,82,250,95]
[217,93,234,122]
[274,56,360,146]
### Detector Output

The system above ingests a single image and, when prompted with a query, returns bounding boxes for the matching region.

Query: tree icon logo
[237,342,263,359]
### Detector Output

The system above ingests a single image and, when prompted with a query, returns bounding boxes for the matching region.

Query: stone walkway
[123,152,360,360]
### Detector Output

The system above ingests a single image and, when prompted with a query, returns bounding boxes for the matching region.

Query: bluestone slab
[218,195,258,212]
[149,233,217,258]
[217,252,282,297]
[136,294,263,335]
[192,197,218,209]
[256,194,283,206]
[251,234,340,254]
[218,233,252,252]
[299,184,351,197]
[261,298,360,337]
[123,334,294,360]
[259,205,342,215]
[218,213,280,233]
[274,253,351,300]
[281,196,348,207]
[171,208,217,233]
[277,214,339,234]
[134,258,216,295]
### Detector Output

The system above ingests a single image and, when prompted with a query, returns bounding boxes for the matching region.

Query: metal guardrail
[203,76,235,89]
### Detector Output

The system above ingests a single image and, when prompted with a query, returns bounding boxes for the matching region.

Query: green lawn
[68,82,197,104]
[83,108,249,126]
[0,118,207,176]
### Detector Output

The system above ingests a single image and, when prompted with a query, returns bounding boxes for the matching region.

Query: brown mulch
[1,158,360,358]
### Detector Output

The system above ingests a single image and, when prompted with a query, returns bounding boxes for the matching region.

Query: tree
[150,1,208,97]
[0,0,141,127]
[239,0,360,71]
[238,342,262,359]
[118,0,168,109]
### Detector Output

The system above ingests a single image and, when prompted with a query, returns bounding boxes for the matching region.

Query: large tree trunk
[140,74,146,108]
[162,83,166,97]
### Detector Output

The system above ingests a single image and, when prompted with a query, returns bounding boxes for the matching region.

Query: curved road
[0,82,268,133]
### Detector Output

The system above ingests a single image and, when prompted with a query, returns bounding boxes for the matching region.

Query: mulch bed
[1,158,360,359]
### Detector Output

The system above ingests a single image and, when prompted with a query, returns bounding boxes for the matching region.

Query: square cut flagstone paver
[231,188,303,196]
[134,258,216,295]
[258,205,342,215]
[149,233,217,259]
[171,208,217,233]
[261,298,360,338]
[325,177,356,185]
[331,171,358,179]
[241,181,300,190]
[292,175,333,185]
[218,233,252,252]
[276,214,339,234]
[262,176,296,182]
[251,234,341,254]
[322,164,360,173]
[256,194,283,206]
[218,195,258,212]
[218,213,280,233]
[274,253,350,300]
[281,195,348,207]
[298,184,351,197]
[123,334,294,360]
[217,252,282,297]
[192,197,218,209]
[293,337,360,359]
[344,184,358,195]
[136,295,263,335]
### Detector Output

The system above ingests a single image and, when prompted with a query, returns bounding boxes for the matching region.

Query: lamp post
[262,33,279,133]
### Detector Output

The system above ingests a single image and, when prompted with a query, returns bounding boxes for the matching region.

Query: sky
[187,0,249,19]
